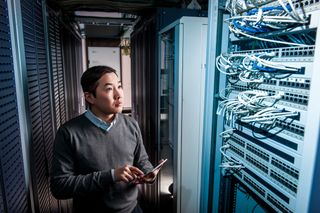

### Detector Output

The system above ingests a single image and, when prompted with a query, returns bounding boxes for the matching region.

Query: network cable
[216,52,302,83]
[240,107,299,124]
[219,144,245,170]
[226,0,311,47]
[225,0,275,16]
[217,89,298,127]
[249,116,296,139]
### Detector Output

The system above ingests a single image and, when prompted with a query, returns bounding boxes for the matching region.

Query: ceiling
[48,0,209,14]
[48,0,208,39]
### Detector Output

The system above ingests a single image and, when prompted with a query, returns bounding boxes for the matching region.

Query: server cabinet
[158,16,207,213]
[203,1,320,212]
[0,0,28,212]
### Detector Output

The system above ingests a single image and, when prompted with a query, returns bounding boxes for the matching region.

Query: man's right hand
[114,165,144,183]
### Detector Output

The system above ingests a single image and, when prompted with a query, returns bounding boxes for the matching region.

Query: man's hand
[132,168,160,184]
[114,165,144,183]
[137,170,158,184]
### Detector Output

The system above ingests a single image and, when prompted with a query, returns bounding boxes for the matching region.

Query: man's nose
[114,89,122,99]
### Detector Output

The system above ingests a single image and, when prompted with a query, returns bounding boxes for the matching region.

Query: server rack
[4,0,83,211]
[130,9,207,213]
[203,1,320,212]
[159,17,208,213]
[0,0,28,212]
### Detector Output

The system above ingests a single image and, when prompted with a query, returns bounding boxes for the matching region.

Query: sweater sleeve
[50,126,114,199]
[133,121,154,174]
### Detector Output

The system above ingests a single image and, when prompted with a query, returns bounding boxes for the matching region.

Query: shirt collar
[84,109,117,132]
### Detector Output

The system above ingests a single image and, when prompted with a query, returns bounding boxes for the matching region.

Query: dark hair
[81,65,118,96]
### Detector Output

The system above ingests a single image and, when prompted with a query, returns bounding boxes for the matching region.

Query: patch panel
[228,77,311,92]
[271,158,300,180]
[234,122,303,154]
[233,78,311,97]
[280,48,314,58]
[292,0,320,12]
[229,84,258,92]
[270,170,298,194]
[280,92,308,105]
[244,174,293,212]
[246,143,270,162]
[267,194,293,213]
[227,147,299,198]
[276,120,305,137]
[241,119,305,143]
[233,46,315,59]
[228,142,245,158]
[230,131,301,168]
[227,145,299,196]
[243,175,266,197]
[281,46,315,58]
[263,79,277,85]
[262,67,306,75]
[279,79,311,89]
[245,154,269,174]
[227,77,311,95]
[228,135,245,148]
[233,168,296,213]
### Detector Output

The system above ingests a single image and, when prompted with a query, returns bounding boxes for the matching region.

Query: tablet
[144,159,167,177]
[152,159,167,172]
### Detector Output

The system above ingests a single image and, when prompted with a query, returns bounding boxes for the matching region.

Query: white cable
[216,53,248,75]
[238,71,264,83]
[217,99,238,115]
[241,107,299,124]
[218,87,233,100]
[219,143,245,170]
[220,162,245,169]
[216,55,239,75]
[219,128,235,138]
[219,144,243,165]
[238,90,268,109]
[252,55,300,71]
[219,144,232,161]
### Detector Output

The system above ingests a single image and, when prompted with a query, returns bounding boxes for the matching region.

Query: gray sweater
[50,113,153,213]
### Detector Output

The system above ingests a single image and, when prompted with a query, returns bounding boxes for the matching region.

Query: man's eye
[106,87,112,91]
[118,85,122,89]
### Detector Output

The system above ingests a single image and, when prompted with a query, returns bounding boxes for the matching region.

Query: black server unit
[20,0,57,211]
[0,0,28,212]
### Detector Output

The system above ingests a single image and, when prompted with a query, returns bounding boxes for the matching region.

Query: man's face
[85,72,124,117]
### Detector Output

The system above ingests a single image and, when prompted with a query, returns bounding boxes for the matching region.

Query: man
[50,66,158,213]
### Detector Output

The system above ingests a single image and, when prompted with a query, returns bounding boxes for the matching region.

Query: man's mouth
[115,102,123,107]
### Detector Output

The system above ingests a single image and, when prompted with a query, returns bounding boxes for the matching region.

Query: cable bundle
[217,90,298,127]
[240,107,299,124]
[226,0,310,46]
[226,0,276,16]
[216,52,301,83]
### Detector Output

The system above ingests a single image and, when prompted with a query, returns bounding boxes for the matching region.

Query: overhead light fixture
[120,38,130,56]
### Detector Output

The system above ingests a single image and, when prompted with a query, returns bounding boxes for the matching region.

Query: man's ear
[84,92,95,105]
